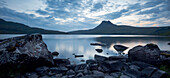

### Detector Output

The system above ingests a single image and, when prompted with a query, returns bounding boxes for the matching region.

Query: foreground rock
[114,45,128,55]
[128,43,161,65]
[0,34,54,77]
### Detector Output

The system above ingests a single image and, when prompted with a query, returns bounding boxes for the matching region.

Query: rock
[0,34,54,75]
[104,76,114,78]
[168,42,170,45]
[52,51,59,56]
[120,74,131,78]
[25,72,38,78]
[76,72,84,77]
[141,67,157,77]
[110,73,119,78]
[114,45,128,54]
[88,63,98,70]
[65,64,76,70]
[80,59,85,62]
[54,74,63,78]
[95,49,103,53]
[109,56,128,61]
[66,70,75,75]
[86,59,97,64]
[53,58,70,66]
[39,75,50,78]
[129,65,140,71]
[128,43,161,65]
[131,61,154,70]
[36,66,49,76]
[75,55,84,58]
[100,60,128,72]
[94,54,108,62]
[124,69,143,78]
[151,69,167,78]
[49,67,68,74]
[160,51,170,65]
[90,43,106,46]
[74,64,87,72]
[80,75,103,78]
[84,68,92,75]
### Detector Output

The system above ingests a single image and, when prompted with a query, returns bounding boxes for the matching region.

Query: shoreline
[0,34,169,78]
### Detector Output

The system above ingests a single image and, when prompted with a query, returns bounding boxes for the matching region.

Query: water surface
[0,34,170,64]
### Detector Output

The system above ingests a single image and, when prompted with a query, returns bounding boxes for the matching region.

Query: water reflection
[0,34,169,64]
[42,35,170,64]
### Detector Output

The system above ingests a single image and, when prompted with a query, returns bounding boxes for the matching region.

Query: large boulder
[0,34,54,76]
[128,43,161,65]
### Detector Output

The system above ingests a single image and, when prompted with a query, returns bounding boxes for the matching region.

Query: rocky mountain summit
[0,34,169,78]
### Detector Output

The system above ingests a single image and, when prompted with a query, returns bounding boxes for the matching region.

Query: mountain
[0,19,67,34]
[70,21,170,35]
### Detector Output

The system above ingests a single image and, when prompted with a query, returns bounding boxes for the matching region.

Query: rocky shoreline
[0,34,169,78]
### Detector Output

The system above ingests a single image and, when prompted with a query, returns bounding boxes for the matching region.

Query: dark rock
[109,56,128,61]
[94,54,108,62]
[35,66,49,76]
[150,69,167,78]
[168,42,170,45]
[76,72,84,77]
[0,34,54,76]
[80,59,85,62]
[88,63,98,70]
[92,70,104,76]
[100,60,129,72]
[114,45,128,54]
[39,75,50,78]
[53,58,70,66]
[25,72,38,78]
[52,51,59,56]
[129,65,140,71]
[128,43,161,65]
[49,67,68,74]
[74,64,87,72]
[65,64,76,70]
[95,49,103,53]
[86,59,97,64]
[131,61,154,70]
[66,70,75,75]
[141,67,157,77]
[124,69,144,78]
[75,55,84,58]
[80,75,103,78]
[120,74,131,78]
[110,73,119,78]
[90,43,106,46]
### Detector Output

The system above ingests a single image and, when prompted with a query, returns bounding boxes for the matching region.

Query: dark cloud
[105,9,129,19]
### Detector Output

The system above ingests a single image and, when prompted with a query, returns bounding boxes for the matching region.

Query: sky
[0,0,170,32]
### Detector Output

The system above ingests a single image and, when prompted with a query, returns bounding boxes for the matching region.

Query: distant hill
[0,19,67,34]
[70,21,170,35]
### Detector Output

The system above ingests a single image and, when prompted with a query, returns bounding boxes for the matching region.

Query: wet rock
[168,42,170,45]
[114,45,128,55]
[124,69,143,78]
[80,59,85,62]
[90,43,106,46]
[39,75,50,78]
[52,51,59,56]
[104,76,114,78]
[84,68,92,75]
[128,43,161,65]
[49,67,68,74]
[35,66,49,76]
[131,61,154,70]
[88,63,98,70]
[129,65,140,71]
[53,58,70,66]
[110,73,119,78]
[86,59,97,64]
[141,67,157,77]
[54,74,63,78]
[75,55,84,58]
[100,60,128,72]
[25,72,38,78]
[109,56,128,61]
[65,64,76,70]
[76,72,84,77]
[94,54,108,62]
[150,69,167,78]
[95,49,103,53]
[66,70,75,75]
[74,64,87,72]
[0,34,54,75]
[120,74,131,78]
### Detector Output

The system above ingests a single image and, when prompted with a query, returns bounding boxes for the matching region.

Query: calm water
[0,34,170,64]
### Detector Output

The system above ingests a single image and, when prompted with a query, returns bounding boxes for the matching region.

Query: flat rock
[109,56,128,61]
[94,54,108,62]
[53,58,70,66]
[151,69,167,78]
[141,67,157,77]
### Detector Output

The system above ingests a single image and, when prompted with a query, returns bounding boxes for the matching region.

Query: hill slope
[0,19,66,34]
[70,21,170,35]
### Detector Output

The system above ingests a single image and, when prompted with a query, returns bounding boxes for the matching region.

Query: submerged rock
[95,49,103,53]
[0,34,54,76]
[75,55,84,58]
[52,51,59,56]
[114,45,128,55]
[90,43,106,46]
[128,43,161,65]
